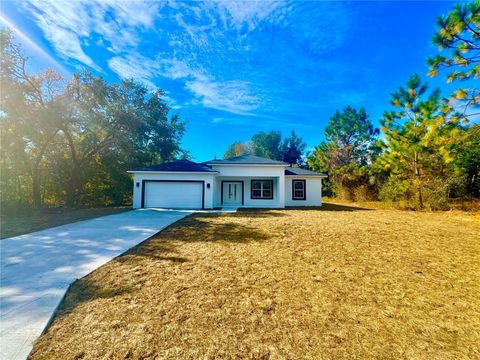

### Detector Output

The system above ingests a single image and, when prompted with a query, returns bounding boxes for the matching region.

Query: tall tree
[251,130,282,160]
[1,30,186,208]
[378,74,461,208]
[308,106,379,199]
[449,124,480,198]
[223,141,251,158]
[1,29,65,207]
[60,72,186,206]
[324,106,379,167]
[281,131,306,165]
[427,1,480,116]
[306,142,334,196]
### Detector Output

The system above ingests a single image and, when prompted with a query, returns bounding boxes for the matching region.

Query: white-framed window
[251,180,273,199]
[292,180,306,200]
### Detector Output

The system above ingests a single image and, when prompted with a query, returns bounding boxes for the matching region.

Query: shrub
[379,176,411,203]
[423,178,450,211]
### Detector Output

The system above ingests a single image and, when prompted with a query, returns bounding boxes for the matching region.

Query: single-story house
[128,154,327,209]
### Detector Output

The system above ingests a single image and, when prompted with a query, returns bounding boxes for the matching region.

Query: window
[292,180,306,200]
[251,180,273,199]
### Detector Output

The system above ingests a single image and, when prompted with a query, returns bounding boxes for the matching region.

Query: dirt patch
[30,207,480,359]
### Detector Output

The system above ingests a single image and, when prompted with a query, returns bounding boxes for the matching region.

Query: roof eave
[285,174,327,178]
[206,162,288,166]
[127,170,219,174]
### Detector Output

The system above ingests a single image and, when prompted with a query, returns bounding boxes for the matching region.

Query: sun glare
[0,12,69,75]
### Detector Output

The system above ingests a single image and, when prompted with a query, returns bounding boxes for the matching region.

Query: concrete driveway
[0,209,191,360]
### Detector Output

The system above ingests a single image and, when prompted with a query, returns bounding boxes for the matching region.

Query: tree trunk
[32,155,44,209]
[31,130,59,208]
[63,127,81,208]
[65,175,77,208]
[418,183,424,209]
[32,171,41,208]
[414,151,423,209]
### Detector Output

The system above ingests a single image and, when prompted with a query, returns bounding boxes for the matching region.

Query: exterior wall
[131,172,216,209]
[285,177,323,207]
[210,164,286,208]
[209,164,286,178]
[130,165,323,209]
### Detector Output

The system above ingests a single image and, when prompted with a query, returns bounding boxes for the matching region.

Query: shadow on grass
[158,214,272,243]
[50,277,136,322]
[287,202,372,212]
[234,208,288,217]
[39,213,272,332]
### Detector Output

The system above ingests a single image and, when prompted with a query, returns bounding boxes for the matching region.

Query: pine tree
[427,1,480,115]
[281,131,306,165]
[378,74,462,208]
[307,106,379,199]
[251,131,282,160]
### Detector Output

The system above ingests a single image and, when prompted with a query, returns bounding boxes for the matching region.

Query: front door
[222,182,242,206]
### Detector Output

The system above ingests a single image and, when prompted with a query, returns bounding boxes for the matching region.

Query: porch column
[278,175,285,208]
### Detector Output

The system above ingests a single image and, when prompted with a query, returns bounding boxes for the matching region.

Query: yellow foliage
[441,104,453,113]
[454,22,464,34]
[443,153,454,164]
[435,116,445,126]
[456,89,467,99]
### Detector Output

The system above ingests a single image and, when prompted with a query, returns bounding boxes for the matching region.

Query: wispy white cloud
[158,59,206,81]
[0,12,70,75]
[20,0,354,116]
[22,0,162,68]
[162,92,182,110]
[213,0,290,32]
[186,78,260,115]
[108,55,158,88]
[211,117,249,125]
[108,51,260,115]
[107,53,258,114]
[22,0,98,69]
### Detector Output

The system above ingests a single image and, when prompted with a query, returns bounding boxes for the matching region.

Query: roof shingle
[285,167,327,177]
[130,159,217,172]
[204,154,288,165]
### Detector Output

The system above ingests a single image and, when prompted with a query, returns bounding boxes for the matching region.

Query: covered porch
[213,176,285,208]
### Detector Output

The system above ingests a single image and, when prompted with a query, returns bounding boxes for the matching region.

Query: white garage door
[143,181,203,209]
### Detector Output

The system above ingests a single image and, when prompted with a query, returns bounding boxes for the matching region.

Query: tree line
[223,130,306,165]
[225,2,480,210]
[310,2,479,209]
[1,29,186,210]
[1,2,478,211]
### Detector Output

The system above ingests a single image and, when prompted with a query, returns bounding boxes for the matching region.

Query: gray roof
[205,154,288,165]
[285,166,327,177]
[130,159,217,172]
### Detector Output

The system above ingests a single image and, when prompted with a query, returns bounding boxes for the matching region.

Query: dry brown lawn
[1,206,129,239]
[30,204,480,360]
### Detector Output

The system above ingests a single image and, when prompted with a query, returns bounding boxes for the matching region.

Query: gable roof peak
[204,153,288,165]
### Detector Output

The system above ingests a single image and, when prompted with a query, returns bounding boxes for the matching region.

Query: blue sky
[1,1,461,161]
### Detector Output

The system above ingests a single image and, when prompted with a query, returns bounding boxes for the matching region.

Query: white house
[128,154,327,209]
